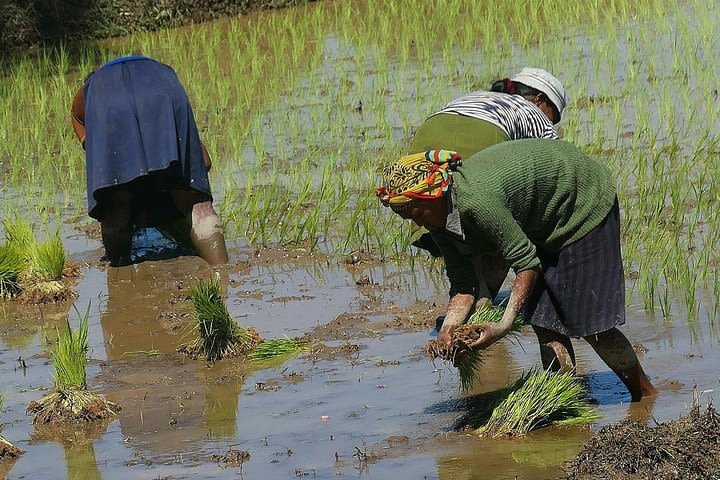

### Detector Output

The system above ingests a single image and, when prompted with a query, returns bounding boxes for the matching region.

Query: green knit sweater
[434,139,617,296]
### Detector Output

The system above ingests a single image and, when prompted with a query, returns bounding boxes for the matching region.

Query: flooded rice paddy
[1,0,720,478]
[0,237,716,479]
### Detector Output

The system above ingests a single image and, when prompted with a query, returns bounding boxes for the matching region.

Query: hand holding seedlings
[379,140,657,401]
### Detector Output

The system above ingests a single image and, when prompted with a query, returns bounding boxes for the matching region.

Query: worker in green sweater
[375,139,657,401]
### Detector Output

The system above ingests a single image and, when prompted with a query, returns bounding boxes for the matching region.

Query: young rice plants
[26,307,121,425]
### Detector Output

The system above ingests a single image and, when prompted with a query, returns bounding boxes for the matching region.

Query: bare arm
[70,86,86,147]
[201,142,211,172]
[469,268,539,349]
[437,293,475,347]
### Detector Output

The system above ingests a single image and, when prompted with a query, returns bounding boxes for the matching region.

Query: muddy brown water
[0,232,717,480]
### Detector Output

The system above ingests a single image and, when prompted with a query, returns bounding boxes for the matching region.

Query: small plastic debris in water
[321,415,330,421]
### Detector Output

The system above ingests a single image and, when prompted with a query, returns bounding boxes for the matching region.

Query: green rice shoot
[27,305,121,425]
[29,234,66,282]
[475,368,599,437]
[3,217,35,259]
[186,278,257,361]
[52,305,89,391]
[250,337,308,361]
[0,244,24,298]
[456,305,523,391]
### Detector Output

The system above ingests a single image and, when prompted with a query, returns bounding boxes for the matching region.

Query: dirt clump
[0,437,24,459]
[564,403,720,480]
[16,261,82,305]
[177,327,262,361]
[213,448,250,468]
[425,325,480,363]
[27,390,121,426]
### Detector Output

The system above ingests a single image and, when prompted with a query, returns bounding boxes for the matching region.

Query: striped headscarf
[375,150,461,207]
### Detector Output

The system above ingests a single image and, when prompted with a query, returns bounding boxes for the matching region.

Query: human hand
[437,324,458,349]
[464,322,508,350]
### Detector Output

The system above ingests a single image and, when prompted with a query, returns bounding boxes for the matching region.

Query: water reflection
[64,441,102,480]
[435,428,588,480]
[98,262,247,457]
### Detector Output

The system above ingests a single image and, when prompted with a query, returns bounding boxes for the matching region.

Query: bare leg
[170,189,228,265]
[584,327,658,402]
[532,325,576,373]
[99,190,134,267]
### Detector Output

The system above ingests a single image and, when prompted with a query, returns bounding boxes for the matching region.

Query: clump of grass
[475,368,599,437]
[250,337,308,361]
[1,218,74,303]
[0,392,24,458]
[26,306,121,425]
[426,306,522,391]
[0,244,24,298]
[30,235,66,282]
[21,234,72,302]
[179,278,261,361]
[3,217,35,260]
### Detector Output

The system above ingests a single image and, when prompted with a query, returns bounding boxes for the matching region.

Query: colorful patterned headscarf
[375,150,461,207]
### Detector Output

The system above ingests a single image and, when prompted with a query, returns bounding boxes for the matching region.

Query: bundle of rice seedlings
[3,217,35,259]
[249,337,308,362]
[178,278,261,361]
[1,217,75,303]
[0,244,24,298]
[27,307,121,425]
[21,234,72,302]
[0,392,24,458]
[475,368,599,437]
[426,306,523,391]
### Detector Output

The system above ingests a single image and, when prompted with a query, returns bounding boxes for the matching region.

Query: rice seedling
[3,217,35,259]
[0,392,24,458]
[26,306,121,425]
[426,306,523,391]
[0,244,24,298]
[20,233,73,303]
[0,216,74,302]
[475,368,599,437]
[0,0,718,332]
[179,278,261,361]
[249,337,308,362]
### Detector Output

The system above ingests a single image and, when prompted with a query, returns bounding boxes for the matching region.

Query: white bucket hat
[511,67,568,123]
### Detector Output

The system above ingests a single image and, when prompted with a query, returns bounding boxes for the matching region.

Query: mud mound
[27,390,121,426]
[177,327,262,361]
[15,261,81,305]
[0,437,23,459]
[564,403,720,480]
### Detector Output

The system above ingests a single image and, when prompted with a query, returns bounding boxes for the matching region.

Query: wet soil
[565,403,720,480]
[177,326,262,361]
[27,390,121,426]
[0,437,24,459]
[0,220,715,480]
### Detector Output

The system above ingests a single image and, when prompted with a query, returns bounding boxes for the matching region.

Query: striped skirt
[524,199,625,338]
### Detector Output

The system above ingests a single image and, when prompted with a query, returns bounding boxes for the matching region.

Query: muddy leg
[99,190,134,267]
[170,189,229,265]
[584,327,658,402]
[532,325,576,373]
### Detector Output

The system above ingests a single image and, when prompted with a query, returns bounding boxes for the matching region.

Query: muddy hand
[437,324,458,349]
[466,323,505,350]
